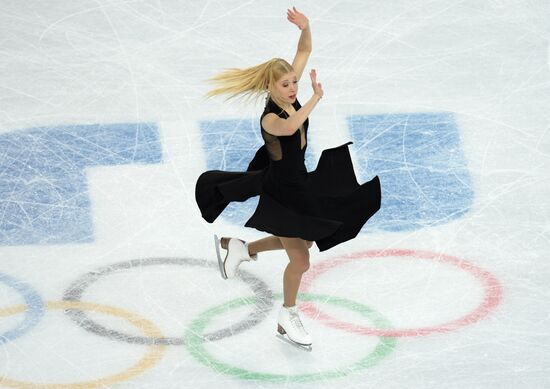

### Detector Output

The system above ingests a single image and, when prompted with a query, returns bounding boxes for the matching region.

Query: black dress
[195,97,381,252]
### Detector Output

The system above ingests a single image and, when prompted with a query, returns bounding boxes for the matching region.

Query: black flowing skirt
[195,142,381,252]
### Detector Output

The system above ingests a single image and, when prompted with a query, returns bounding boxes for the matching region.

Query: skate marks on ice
[0,123,162,246]
[0,300,167,388]
[186,245,502,381]
[348,112,473,233]
[300,249,503,337]
[2,258,394,384]
[63,257,273,345]
[0,248,504,384]
[0,113,472,245]
[184,293,396,383]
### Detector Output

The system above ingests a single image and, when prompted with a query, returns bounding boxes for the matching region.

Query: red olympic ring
[299,249,503,337]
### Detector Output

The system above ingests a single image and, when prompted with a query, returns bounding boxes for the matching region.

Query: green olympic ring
[184,292,397,383]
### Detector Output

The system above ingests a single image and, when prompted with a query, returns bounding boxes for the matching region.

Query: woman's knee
[299,259,310,273]
[290,260,310,273]
[279,237,311,272]
[289,251,310,272]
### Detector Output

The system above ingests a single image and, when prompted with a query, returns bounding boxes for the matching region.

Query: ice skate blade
[275,334,312,352]
[214,234,227,280]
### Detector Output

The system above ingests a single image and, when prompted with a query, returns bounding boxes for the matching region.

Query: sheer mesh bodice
[261,125,306,161]
[260,97,308,163]
[261,129,282,161]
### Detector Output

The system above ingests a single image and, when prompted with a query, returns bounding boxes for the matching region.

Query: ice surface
[1,1,549,388]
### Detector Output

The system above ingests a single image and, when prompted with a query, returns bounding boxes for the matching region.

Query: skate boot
[276,304,312,351]
[214,235,257,279]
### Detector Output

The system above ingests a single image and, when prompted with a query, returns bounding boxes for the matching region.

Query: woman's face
[272,71,298,104]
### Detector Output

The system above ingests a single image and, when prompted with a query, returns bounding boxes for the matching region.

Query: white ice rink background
[0,1,549,388]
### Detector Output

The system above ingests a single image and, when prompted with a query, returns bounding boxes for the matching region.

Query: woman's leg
[220,235,312,256]
[279,236,311,307]
[246,236,283,255]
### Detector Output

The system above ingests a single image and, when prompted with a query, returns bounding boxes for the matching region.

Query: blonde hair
[205,58,294,109]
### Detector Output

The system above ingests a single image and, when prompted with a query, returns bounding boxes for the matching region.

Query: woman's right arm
[262,69,324,136]
[262,94,321,135]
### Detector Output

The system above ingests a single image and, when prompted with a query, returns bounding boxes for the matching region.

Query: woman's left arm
[287,7,311,81]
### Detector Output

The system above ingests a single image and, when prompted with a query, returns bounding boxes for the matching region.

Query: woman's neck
[270,96,293,111]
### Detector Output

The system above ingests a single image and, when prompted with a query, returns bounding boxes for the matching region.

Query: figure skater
[195,7,381,351]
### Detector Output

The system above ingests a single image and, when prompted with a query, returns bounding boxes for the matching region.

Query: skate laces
[288,309,307,335]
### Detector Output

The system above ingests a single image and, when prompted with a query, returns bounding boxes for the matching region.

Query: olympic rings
[0,249,502,385]
[183,292,397,383]
[62,257,273,345]
[0,300,166,388]
[0,272,44,344]
[300,249,503,337]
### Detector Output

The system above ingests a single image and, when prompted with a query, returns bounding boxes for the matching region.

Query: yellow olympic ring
[0,301,166,388]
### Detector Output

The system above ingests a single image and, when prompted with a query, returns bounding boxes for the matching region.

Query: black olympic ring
[62,257,273,345]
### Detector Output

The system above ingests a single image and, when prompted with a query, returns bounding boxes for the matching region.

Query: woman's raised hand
[287,6,309,30]
[310,69,323,99]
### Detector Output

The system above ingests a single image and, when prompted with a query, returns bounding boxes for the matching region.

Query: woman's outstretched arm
[287,7,311,81]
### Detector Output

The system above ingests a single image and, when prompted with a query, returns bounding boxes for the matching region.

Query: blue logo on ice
[0,123,162,245]
[348,112,473,232]
[201,112,473,233]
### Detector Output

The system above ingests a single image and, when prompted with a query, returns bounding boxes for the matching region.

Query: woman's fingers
[287,7,302,20]
[287,7,308,29]
[310,69,317,81]
[309,69,323,97]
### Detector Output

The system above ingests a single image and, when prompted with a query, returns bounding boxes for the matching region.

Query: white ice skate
[214,235,257,279]
[276,304,312,352]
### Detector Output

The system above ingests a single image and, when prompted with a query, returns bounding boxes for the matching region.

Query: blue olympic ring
[0,272,44,344]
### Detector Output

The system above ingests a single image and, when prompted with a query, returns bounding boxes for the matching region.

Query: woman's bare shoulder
[261,113,293,136]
